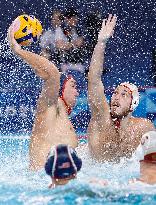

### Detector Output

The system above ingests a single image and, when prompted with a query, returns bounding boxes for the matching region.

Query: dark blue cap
[45,144,82,179]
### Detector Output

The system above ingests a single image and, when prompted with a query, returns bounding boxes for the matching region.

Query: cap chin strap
[60,96,72,115]
[112,113,131,129]
[112,118,120,129]
[51,147,57,177]
[67,146,77,173]
[60,76,73,115]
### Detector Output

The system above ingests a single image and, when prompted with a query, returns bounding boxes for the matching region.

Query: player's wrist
[11,42,22,54]
[98,37,109,44]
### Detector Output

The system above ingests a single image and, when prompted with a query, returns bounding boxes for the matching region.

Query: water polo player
[133,131,156,184]
[87,14,155,162]
[8,18,79,171]
[45,144,82,188]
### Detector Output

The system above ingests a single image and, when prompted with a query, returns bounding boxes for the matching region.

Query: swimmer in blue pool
[87,14,155,162]
[8,21,80,171]
[45,144,82,188]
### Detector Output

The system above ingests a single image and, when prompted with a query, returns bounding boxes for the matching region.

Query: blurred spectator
[60,8,85,73]
[84,10,102,59]
[40,9,65,66]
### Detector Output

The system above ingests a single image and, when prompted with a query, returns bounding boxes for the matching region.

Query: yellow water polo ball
[13,14,42,46]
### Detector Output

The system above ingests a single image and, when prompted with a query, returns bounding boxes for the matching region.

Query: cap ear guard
[69,147,82,171]
[141,131,156,156]
[45,147,56,176]
[45,155,54,176]
[136,131,156,162]
[119,82,139,111]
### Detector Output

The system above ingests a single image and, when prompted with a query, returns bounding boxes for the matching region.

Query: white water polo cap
[119,82,139,111]
[137,131,156,162]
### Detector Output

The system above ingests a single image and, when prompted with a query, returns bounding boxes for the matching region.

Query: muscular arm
[88,39,109,114]
[87,15,118,158]
[88,14,117,117]
[8,21,60,107]
[15,48,60,81]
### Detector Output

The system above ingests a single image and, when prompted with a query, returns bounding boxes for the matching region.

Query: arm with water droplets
[8,22,60,81]
[88,14,117,116]
[8,20,60,107]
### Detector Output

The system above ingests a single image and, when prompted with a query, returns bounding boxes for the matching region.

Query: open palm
[98,14,117,42]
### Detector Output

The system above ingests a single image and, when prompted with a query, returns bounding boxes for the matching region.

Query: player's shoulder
[140,117,153,124]
[132,117,155,130]
[132,117,151,123]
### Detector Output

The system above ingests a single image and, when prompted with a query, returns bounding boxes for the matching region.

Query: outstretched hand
[8,19,21,53]
[98,14,117,42]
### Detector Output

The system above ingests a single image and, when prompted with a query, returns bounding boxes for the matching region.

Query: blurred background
[0,0,156,137]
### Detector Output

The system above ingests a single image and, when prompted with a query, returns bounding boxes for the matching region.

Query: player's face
[110,85,132,118]
[63,78,79,108]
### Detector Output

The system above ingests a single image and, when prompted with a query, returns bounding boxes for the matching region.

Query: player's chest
[118,125,140,146]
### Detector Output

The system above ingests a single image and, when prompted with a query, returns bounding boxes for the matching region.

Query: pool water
[1,137,156,205]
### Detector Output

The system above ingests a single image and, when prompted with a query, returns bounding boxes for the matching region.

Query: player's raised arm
[88,14,117,115]
[8,20,60,82]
